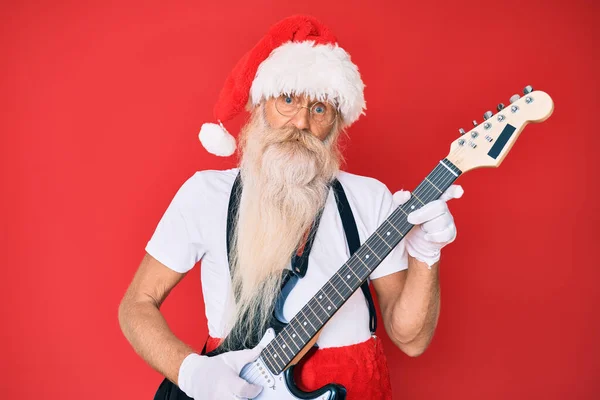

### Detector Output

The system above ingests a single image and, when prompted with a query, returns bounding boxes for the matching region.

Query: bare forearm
[118,300,196,384]
[388,255,441,355]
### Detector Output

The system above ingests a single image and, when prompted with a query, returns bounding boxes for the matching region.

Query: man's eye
[285,96,293,104]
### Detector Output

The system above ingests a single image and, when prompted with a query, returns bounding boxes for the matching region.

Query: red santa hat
[198,14,366,156]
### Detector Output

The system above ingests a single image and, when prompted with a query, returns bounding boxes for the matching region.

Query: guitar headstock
[446,85,554,173]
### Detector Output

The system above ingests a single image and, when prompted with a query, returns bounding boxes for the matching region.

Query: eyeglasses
[274,94,338,127]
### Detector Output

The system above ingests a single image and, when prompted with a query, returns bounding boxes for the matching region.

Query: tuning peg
[523,85,533,94]
[483,111,493,120]
[497,103,505,111]
[509,94,521,104]
[472,120,478,127]
[459,128,466,135]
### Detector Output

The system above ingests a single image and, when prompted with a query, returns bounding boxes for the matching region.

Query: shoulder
[172,168,239,209]
[335,171,395,226]
[336,170,392,202]
[189,168,239,192]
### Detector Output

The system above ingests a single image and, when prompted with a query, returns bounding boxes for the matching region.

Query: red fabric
[213,14,337,123]
[205,336,223,353]
[205,335,392,400]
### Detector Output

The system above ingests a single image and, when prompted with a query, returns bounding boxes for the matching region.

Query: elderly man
[119,14,462,400]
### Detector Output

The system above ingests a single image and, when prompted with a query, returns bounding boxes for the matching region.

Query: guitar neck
[261,158,463,374]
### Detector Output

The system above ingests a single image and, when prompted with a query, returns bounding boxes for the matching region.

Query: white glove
[392,185,463,268]
[178,339,266,399]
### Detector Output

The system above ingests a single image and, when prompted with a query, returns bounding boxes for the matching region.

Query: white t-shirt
[145,168,408,349]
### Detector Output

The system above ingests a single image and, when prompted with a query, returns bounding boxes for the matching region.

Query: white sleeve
[369,186,409,280]
[145,174,206,273]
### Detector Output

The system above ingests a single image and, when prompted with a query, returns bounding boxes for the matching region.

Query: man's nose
[289,107,311,131]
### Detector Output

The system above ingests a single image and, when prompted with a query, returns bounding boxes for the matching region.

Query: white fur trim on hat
[249,41,366,125]
[198,122,237,157]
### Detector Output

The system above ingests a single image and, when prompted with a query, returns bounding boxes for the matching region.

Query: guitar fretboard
[260,158,462,374]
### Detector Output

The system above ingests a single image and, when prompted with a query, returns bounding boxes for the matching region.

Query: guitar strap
[330,179,378,334]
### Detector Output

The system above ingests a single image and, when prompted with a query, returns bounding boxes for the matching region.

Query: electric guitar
[238,86,555,399]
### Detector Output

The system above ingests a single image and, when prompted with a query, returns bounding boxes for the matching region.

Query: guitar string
[262,158,461,372]
[262,153,464,372]
[260,159,457,368]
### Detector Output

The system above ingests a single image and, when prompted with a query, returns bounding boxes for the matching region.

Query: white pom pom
[198,122,236,157]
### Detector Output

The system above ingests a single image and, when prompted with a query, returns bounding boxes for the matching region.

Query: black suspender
[225,172,377,334]
[331,180,378,334]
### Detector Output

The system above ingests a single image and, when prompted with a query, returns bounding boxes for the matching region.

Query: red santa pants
[206,335,393,400]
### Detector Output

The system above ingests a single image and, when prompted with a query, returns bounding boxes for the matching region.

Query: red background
[2,0,599,399]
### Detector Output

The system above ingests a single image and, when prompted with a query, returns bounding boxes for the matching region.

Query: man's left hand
[392,185,463,268]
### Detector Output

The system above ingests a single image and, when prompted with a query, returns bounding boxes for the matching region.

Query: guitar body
[239,329,347,400]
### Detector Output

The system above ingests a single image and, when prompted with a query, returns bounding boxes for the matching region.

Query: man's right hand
[178,343,265,399]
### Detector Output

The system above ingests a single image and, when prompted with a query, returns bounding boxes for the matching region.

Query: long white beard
[221,108,342,350]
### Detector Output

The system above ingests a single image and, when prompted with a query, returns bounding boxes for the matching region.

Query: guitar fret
[290,319,309,342]
[356,255,369,268]
[348,260,370,282]
[383,219,403,236]
[323,282,344,300]
[347,266,360,279]
[335,272,354,291]
[295,314,311,337]
[368,237,384,257]
[375,231,392,248]
[307,301,326,324]
[275,337,295,359]
[262,351,278,372]
[270,341,286,362]
[287,323,303,348]
[317,298,336,316]
[318,290,338,311]
[341,266,361,288]
[319,287,337,308]
[412,192,425,205]
[363,242,381,260]
[281,329,301,352]
[424,177,443,193]
[266,345,285,371]
[300,309,318,332]
[262,346,276,369]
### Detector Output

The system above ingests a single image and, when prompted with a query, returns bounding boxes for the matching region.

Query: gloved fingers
[423,225,457,243]
[392,190,411,206]
[230,376,263,399]
[420,213,453,234]
[407,200,448,225]
[439,184,464,202]
[227,346,264,371]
